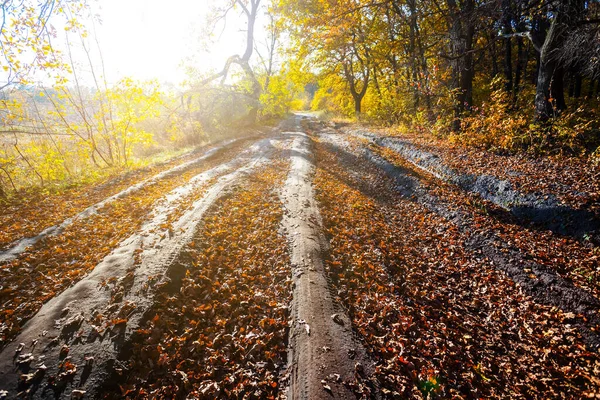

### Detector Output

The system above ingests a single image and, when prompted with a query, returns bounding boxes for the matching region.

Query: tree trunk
[461,19,475,108]
[415,12,433,114]
[407,0,420,111]
[535,11,563,121]
[353,94,362,116]
[448,0,462,131]
[533,50,541,85]
[490,31,499,77]
[553,67,566,111]
[502,0,513,93]
[535,55,558,120]
[447,0,475,131]
[534,1,579,121]
[349,71,369,119]
[200,0,262,125]
[589,79,597,97]
[531,12,547,86]
[242,2,261,124]
[568,72,575,97]
[343,55,370,119]
[574,74,582,98]
[514,36,525,99]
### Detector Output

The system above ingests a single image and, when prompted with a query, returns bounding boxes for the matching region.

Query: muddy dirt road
[0,115,598,399]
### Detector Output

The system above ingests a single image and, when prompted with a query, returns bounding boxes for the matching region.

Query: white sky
[92,0,252,86]
[1,0,268,88]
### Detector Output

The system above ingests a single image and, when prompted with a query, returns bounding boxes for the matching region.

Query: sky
[0,0,266,88]
[92,0,251,86]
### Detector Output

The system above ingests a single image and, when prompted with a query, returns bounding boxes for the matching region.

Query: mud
[0,138,277,399]
[281,116,377,400]
[316,123,600,352]
[1,116,597,399]
[0,139,244,263]
[345,128,600,241]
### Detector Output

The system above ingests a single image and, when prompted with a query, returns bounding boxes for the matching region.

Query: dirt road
[0,115,598,399]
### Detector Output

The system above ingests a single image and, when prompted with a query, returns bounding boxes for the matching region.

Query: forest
[1,0,600,196]
[0,0,599,399]
[280,0,600,153]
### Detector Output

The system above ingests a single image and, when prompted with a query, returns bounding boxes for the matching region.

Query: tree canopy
[279,0,600,153]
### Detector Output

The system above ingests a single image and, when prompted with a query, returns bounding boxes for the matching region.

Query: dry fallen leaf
[331,313,344,326]
[321,380,333,393]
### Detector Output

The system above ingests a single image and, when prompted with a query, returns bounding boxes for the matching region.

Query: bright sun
[92,0,248,85]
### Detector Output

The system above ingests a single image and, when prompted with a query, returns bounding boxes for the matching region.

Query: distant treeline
[280,0,600,155]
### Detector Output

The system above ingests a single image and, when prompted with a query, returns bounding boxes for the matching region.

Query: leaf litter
[0,116,598,399]
[101,160,292,399]
[362,137,600,300]
[0,139,256,348]
[312,134,600,399]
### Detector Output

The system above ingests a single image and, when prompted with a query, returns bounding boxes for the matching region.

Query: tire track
[343,128,600,241]
[281,116,377,399]
[0,137,278,399]
[312,133,600,398]
[316,125,600,352]
[100,156,292,399]
[0,139,241,263]
[0,137,260,348]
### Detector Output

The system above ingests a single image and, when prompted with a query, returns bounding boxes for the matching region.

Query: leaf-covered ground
[313,136,600,398]
[362,139,600,298]
[364,126,600,216]
[0,139,254,348]
[0,139,253,251]
[0,117,598,400]
[102,159,291,399]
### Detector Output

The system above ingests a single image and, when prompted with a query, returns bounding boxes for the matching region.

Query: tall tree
[199,0,263,124]
[279,0,379,118]
[504,0,594,121]
[445,0,476,131]
[502,0,514,93]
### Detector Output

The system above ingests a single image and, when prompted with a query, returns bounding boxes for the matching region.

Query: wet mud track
[309,120,600,398]
[0,137,262,349]
[0,136,278,398]
[281,129,376,399]
[317,125,600,351]
[0,116,599,399]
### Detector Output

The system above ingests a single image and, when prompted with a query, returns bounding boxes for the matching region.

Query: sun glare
[93,0,244,85]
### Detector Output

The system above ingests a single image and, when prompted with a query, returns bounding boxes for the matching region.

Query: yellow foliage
[452,80,530,152]
[312,74,354,118]
[452,78,599,155]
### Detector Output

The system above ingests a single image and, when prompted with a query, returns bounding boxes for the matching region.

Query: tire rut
[100,151,293,399]
[0,138,244,263]
[344,128,600,242]
[0,137,278,399]
[316,124,600,352]
[281,116,378,400]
